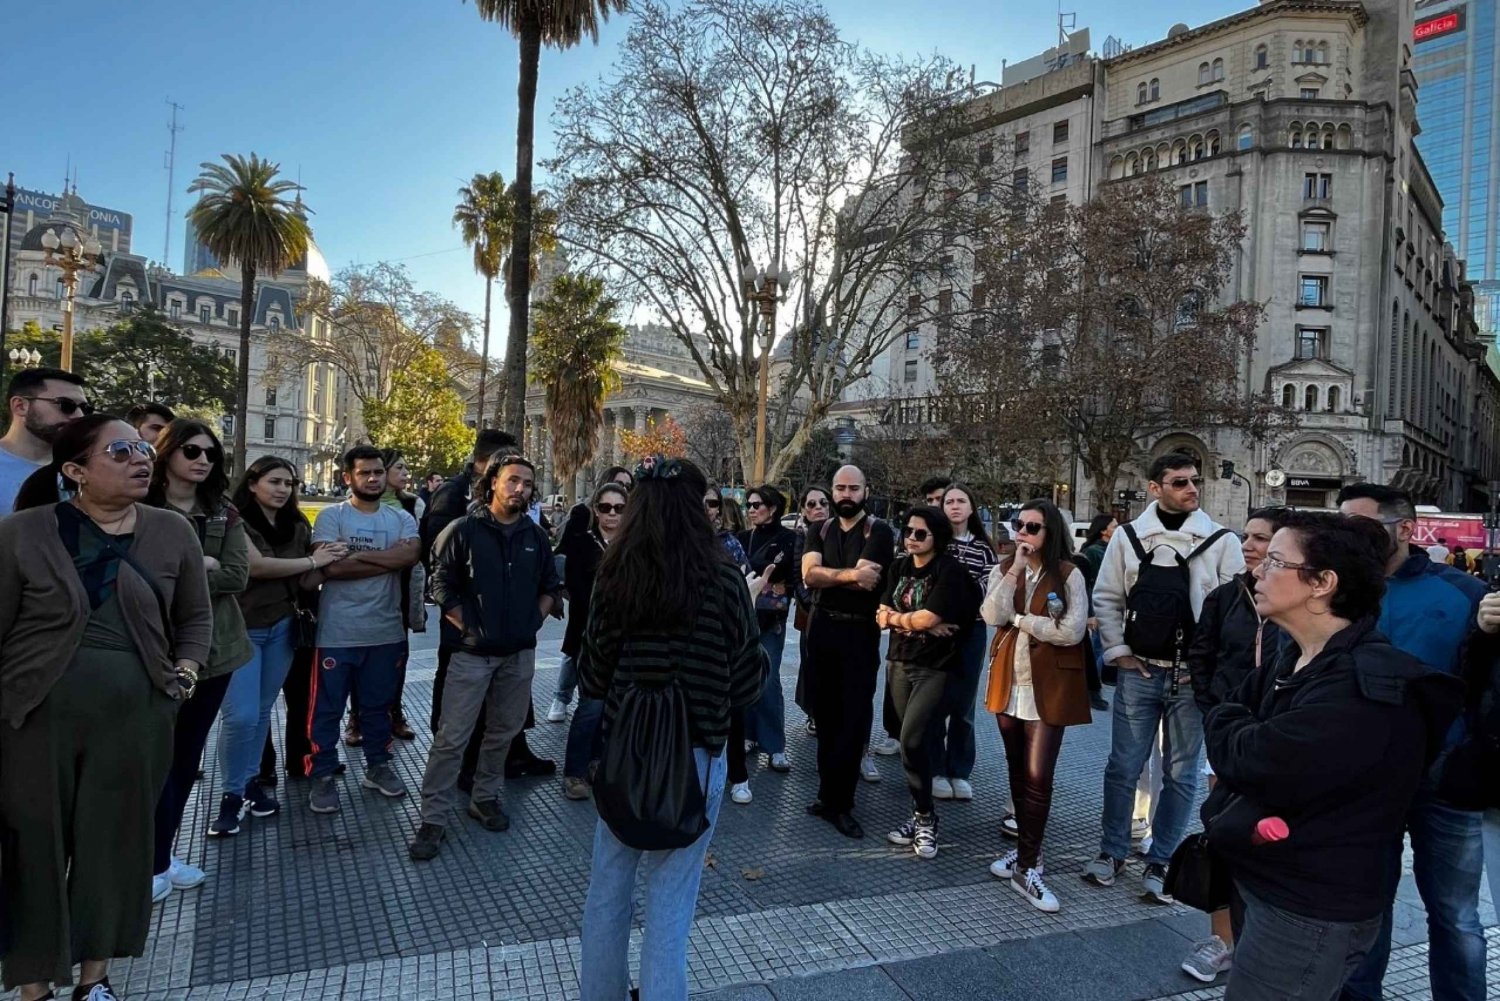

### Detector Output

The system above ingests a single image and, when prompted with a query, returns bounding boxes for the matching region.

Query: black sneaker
[887,815,917,846]
[408,822,446,861]
[1082,852,1127,887]
[504,755,557,779]
[208,793,245,837]
[468,799,511,832]
[245,781,281,818]
[912,812,938,859]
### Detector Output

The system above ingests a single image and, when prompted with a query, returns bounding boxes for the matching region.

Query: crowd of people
[1,365,1498,1001]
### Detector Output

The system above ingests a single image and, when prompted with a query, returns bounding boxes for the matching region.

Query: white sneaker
[859,754,881,782]
[1130,817,1152,842]
[989,848,1019,880]
[167,856,206,889]
[950,778,973,800]
[151,873,172,903]
[932,776,954,799]
[871,736,901,756]
[545,698,568,723]
[768,752,791,772]
[730,781,753,804]
[1011,866,1060,912]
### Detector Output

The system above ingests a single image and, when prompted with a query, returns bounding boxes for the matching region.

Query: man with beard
[800,465,897,838]
[409,455,561,859]
[0,367,90,515]
[305,446,421,814]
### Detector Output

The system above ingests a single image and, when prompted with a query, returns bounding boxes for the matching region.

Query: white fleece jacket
[1093,501,1245,666]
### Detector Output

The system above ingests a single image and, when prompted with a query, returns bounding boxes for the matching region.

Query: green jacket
[174,500,253,678]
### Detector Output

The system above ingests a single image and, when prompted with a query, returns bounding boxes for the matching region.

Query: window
[1296,326,1328,359]
[269,315,281,330]
[1175,292,1202,330]
[170,300,181,319]
[1304,385,1319,411]
[1012,168,1029,194]
[1299,275,1329,307]
[26,274,36,296]
[905,330,920,350]
[266,386,278,406]
[1138,82,1148,105]
[903,359,918,383]
[1254,44,1268,70]
[1303,172,1332,200]
[226,308,239,327]
[977,181,992,205]
[907,293,921,318]
[222,414,235,436]
[978,143,993,167]
[1053,120,1069,144]
[55,278,65,300]
[1327,386,1341,411]
[263,416,276,441]
[1211,58,1224,82]
[1302,220,1331,251]
[1315,41,1328,64]
[1150,78,1160,101]
[1051,157,1068,183]
[1050,193,1068,206]
[1282,384,1296,408]
[1179,181,1209,207]
[1199,62,1211,85]
[199,304,212,324]
[224,348,237,364]
[120,292,135,313]
[939,255,955,280]
[1301,87,1320,100]
[1237,125,1253,150]
[1014,132,1029,156]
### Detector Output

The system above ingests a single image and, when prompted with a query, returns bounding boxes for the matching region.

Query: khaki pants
[418,649,535,824]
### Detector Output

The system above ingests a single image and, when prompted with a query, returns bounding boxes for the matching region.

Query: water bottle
[1046,591,1065,623]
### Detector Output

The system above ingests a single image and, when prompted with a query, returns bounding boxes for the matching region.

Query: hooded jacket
[1187,572,1284,716]
[430,504,562,657]
[1204,616,1464,922]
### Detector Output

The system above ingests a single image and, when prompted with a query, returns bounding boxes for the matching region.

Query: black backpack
[1120,523,1231,661]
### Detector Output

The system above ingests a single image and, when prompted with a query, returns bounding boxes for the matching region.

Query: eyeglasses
[704,498,722,509]
[804,498,829,508]
[22,396,94,416]
[595,502,625,515]
[1162,476,1206,490]
[1259,555,1316,574]
[903,526,931,542]
[1010,519,1045,536]
[84,439,156,463]
[178,443,222,463]
[746,501,765,510]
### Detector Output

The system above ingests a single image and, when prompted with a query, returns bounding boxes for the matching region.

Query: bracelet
[307,556,316,571]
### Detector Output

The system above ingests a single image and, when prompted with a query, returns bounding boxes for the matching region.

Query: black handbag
[1164,792,1242,913]
[592,674,710,851]
[292,606,319,650]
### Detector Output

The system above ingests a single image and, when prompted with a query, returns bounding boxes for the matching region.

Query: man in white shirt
[0,367,91,515]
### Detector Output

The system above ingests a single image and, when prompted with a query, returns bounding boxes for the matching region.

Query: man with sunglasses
[1336,482,1489,1001]
[1,367,90,515]
[1085,452,1243,902]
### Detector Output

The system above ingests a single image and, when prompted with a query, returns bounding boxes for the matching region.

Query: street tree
[466,0,627,439]
[618,415,687,461]
[362,346,474,477]
[187,153,310,471]
[550,0,983,482]
[529,272,627,488]
[453,171,511,430]
[678,401,743,486]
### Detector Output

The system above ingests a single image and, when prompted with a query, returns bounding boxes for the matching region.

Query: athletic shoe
[208,793,245,837]
[245,781,280,818]
[1130,817,1151,842]
[1000,814,1019,839]
[343,717,362,747]
[768,752,791,773]
[151,873,172,904]
[1082,853,1126,887]
[730,781,753,804]
[75,978,120,1001]
[309,776,341,814]
[805,718,817,736]
[1012,867,1060,912]
[562,776,591,800]
[408,823,446,861]
[1141,863,1174,904]
[912,812,938,859]
[932,776,954,799]
[888,815,917,846]
[859,754,881,782]
[950,778,973,801]
[467,799,510,831]
[871,736,901,756]
[361,763,408,799]
[989,849,1044,880]
[168,856,205,888]
[546,698,569,723]
[1181,935,1233,983]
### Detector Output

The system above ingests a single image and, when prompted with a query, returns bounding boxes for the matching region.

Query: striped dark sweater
[578,562,767,751]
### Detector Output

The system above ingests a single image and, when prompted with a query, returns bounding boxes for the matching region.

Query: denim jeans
[1485,808,1500,933]
[579,747,727,1001]
[555,653,578,704]
[220,615,297,797]
[745,622,787,755]
[1099,666,1203,865]
[564,696,607,779]
[1341,795,1486,1001]
[940,623,988,778]
[1230,883,1381,1001]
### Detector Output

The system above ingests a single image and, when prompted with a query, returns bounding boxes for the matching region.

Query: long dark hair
[593,458,724,630]
[13,412,127,511]
[232,455,304,538]
[148,418,230,513]
[940,483,990,549]
[1082,513,1115,551]
[1015,497,1076,615]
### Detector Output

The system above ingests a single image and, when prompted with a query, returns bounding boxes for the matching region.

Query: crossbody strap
[79,516,176,657]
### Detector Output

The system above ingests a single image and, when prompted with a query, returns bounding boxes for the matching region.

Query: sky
[12,0,1246,358]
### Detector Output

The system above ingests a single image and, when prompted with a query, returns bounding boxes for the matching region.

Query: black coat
[1204,616,1463,922]
[557,526,607,658]
[1187,573,1283,717]
[738,523,801,627]
[421,468,473,561]
[429,507,562,656]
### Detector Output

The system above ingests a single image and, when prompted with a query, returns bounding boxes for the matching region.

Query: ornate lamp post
[7,347,41,369]
[741,259,792,484]
[39,222,101,372]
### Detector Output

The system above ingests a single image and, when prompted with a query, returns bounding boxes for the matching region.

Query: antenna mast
[163,99,185,266]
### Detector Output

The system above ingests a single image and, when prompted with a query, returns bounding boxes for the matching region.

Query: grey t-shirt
[0,445,45,516]
[312,501,418,648]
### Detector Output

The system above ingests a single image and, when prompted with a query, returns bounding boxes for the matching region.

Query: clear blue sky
[12,0,1244,355]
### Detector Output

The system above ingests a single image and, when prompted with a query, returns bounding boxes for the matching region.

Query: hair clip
[633,455,682,481]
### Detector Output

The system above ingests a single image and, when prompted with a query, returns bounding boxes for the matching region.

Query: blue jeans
[580,748,727,1001]
[941,623,988,778]
[306,642,404,778]
[744,623,787,755]
[220,616,297,797]
[564,696,607,779]
[555,654,578,703]
[1099,666,1203,865]
[1341,795,1486,1001]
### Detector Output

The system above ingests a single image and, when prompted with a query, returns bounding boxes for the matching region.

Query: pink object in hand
[1251,817,1289,846]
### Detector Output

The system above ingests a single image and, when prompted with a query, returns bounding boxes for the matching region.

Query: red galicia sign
[1415,10,1464,42]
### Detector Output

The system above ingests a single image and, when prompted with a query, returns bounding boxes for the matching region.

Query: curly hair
[1279,511,1388,622]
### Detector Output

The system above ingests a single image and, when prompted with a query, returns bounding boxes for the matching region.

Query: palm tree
[187,154,309,472]
[467,0,628,439]
[529,273,626,490]
[453,171,511,429]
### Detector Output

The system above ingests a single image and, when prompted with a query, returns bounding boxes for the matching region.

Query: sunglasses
[595,502,625,515]
[804,498,829,508]
[23,396,95,416]
[179,443,222,463]
[746,501,766,510]
[704,498,722,509]
[1010,519,1045,535]
[903,526,932,541]
[1162,476,1205,489]
[86,439,156,463]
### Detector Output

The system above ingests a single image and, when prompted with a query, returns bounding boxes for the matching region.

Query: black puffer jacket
[430,506,562,656]
[1187,573,1283,717]
[1204,616,1464,922]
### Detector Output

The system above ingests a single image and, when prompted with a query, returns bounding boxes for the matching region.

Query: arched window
[1306,130,1321,150]
[1171,140,1188,165]
[120,291,135,313]
[26,273,37,296]
[1211,58,1225,82]
[1291,129,1304,149]
[1199,62,1211,85]
[1293,39,1304,60]
[1305,385,1319,411]
[1336,123,1353,149]
[1254,44,1268,70]
[1282,384,1296,408]
[1327,386,1341,411]
[1175,292,1201,331]
[1238,125,1253,150]
[1126,152,1139,176]
[1190,136,1206,161]
[1322,127,1336,148]
[1316,41,1329,64]
[1144,149,1158,171]
[1207,131,1221,155]
[1109,156,1125,180]
[1150,78,1160,101]
[1138,82,1148,105]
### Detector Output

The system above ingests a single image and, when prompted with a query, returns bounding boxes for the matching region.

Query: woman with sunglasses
[877,506,977,860]
[792,486,831,733]
[2,415,212,1001]
[739,485,800,776]
[981,499,1090,912]
[558,481,627,800]
[213,458,347,839]
[145,419,253,901]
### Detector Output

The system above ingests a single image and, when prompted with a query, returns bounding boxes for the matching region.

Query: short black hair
[1148,452,1198,484]
[1280,511,1389,621]
[6,366,86,401]
[918,475,953,497]
[902,505,954,552]
[473,429,518,463]
[746,483,786,520]
[1335,482,1416,521]
[343,444,385,472]
[1246,506,1292,532]
[127,401,176,427]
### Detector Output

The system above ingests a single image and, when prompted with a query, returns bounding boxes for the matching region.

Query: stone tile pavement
[100,616,1495,999]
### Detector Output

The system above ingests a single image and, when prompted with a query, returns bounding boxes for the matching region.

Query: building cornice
[1103,1,1369,69]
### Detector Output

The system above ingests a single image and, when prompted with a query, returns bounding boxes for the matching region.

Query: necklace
[74,497,134,534]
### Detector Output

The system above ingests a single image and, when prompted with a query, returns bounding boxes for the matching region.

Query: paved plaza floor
[110,613,1497,1000]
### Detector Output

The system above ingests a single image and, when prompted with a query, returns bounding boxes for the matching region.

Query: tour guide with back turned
[1084,452,1244,902]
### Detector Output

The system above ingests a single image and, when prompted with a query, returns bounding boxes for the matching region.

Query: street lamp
[741,258,793,484]
[40,222,102,373]
[7,347,41,369]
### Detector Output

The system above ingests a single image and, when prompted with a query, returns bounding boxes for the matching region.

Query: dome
[292,237,331,283]
[1167,23,1190,38]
